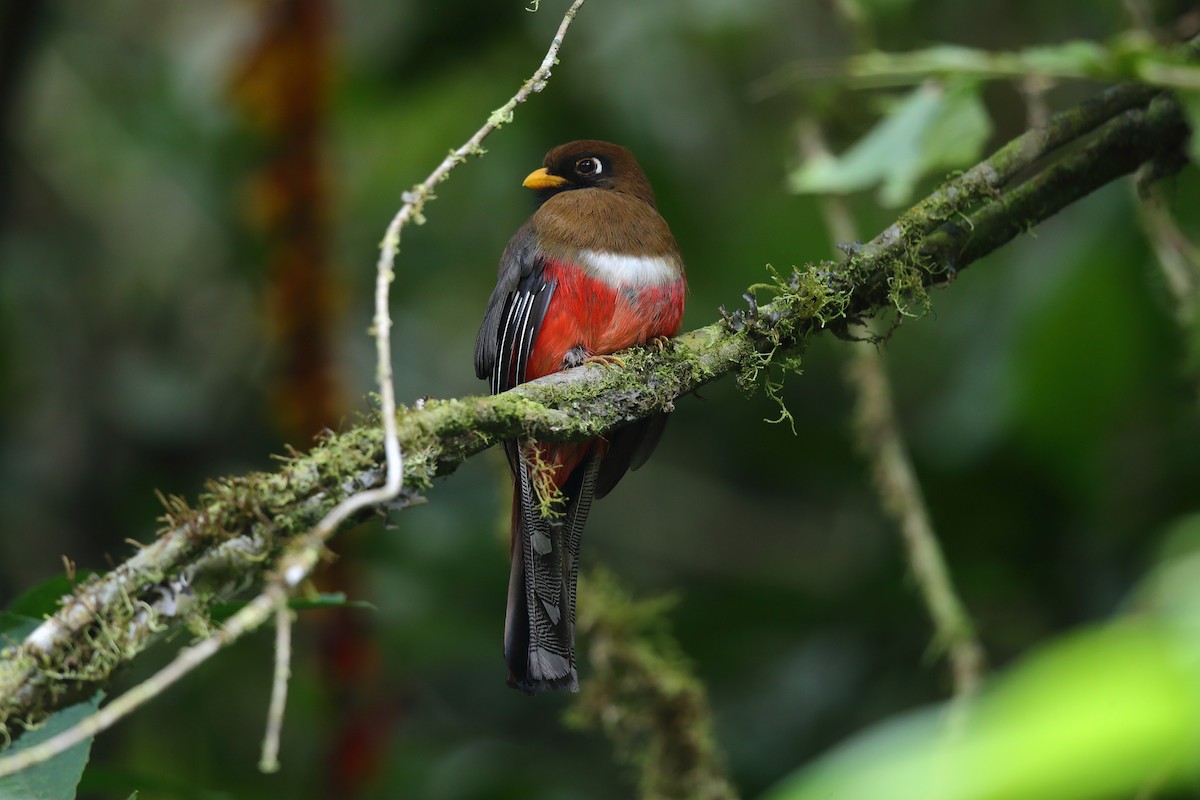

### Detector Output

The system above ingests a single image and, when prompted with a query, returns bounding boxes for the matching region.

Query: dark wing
[474,221,555,394]
[594,413,669,498]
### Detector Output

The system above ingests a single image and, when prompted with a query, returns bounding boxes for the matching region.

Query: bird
[474,140,687,692]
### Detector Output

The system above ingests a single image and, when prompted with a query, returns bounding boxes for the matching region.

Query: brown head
[522,140,657,208]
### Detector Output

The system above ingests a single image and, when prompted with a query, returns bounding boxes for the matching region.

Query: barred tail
[503,448,601,693]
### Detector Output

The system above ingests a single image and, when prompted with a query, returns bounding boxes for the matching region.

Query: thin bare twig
[847,350,985,696]
[0,0,589,778]
[1137,182,1200,406]
[259,599,293,773]
[1137,185,1200,326]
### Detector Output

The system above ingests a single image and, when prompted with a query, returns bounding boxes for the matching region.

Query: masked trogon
[474,140,687,692]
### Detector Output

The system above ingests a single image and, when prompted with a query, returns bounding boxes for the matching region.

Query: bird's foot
[647,335,673,352]
[585,353,626,369]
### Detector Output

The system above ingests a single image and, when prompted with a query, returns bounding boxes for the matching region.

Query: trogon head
[521,139,657,208]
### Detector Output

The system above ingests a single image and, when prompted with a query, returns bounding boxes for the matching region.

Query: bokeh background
[2,0,1200,798]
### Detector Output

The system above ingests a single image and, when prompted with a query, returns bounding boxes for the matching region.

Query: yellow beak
[522,167,568,190]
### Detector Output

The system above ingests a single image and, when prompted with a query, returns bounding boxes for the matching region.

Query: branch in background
[753,32,1200,93]
[1137,182,1200,403]
[846,350,986,696]
[569,571,737,800]
[799,118,985,698]
[1137,184,1200,327]
[0,70,1191,764]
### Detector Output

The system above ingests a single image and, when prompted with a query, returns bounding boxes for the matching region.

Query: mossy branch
[568,571,737,800]
[0,80,1191,744]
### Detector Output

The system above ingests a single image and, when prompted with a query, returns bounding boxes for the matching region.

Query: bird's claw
[585,354,626,369]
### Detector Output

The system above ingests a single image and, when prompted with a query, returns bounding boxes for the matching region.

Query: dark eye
[575,157,602,177]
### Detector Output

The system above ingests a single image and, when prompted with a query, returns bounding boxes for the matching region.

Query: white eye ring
[575,157,602,176]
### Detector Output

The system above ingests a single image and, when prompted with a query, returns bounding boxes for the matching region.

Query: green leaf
[5,573,94,620]
[0,693,104,800]
[789,82,989,206]
[209,591,375,622]
[917,83,990,181]
[286,592,377,612]
[763,623,1200,800]
[0,613,41,644]
[1130,514,1200,624]
[790,84,941,199]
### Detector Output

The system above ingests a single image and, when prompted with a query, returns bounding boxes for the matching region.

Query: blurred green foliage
[766,620,1200,800]
[790,81,991,205]
[767,516,1200,800]
[2,0,1200,798]
[0,689,102,800]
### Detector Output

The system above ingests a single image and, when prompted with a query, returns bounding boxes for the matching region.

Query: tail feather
[562,453,599,659]
[504,448,601,693]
